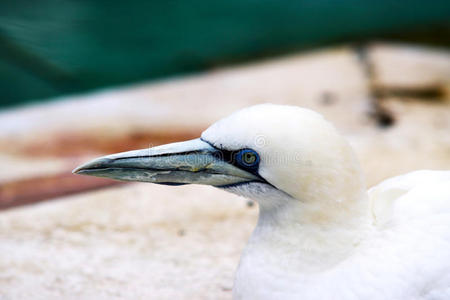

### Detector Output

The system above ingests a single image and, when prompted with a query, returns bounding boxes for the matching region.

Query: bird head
[74,104,366,224]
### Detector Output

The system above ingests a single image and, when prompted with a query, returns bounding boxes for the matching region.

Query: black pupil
[244,152,255,164]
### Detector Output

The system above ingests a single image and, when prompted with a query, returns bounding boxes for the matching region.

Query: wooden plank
[368,43,450,97]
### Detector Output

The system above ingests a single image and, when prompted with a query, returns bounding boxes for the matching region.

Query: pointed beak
[73,138,261,187]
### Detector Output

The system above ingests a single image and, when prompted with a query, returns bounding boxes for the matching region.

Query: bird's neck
[245,188,371,273]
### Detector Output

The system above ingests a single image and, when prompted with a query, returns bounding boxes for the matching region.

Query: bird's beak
[73,138,261,187]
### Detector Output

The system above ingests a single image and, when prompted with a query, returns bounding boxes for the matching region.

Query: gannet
[74,104,450,300]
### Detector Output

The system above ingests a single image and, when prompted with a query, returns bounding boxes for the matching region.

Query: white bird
[74,104,450,300]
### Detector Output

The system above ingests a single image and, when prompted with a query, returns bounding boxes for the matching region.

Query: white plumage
[201,104,450,300]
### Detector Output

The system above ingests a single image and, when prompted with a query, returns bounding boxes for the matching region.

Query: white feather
[201,104,450,300]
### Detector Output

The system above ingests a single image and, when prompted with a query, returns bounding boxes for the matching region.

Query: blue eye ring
[235,149,260,168]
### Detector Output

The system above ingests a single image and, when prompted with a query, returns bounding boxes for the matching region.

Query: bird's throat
[247,192,371,273]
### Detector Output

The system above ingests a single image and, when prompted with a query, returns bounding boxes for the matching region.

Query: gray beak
[73,138,261,187]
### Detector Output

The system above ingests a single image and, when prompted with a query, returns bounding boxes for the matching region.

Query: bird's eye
[236,149,259,168]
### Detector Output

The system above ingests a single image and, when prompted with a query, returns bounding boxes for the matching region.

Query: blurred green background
[1,0,449,108]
